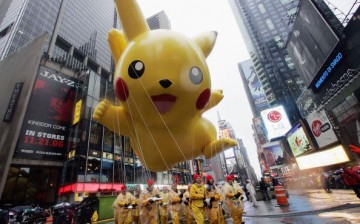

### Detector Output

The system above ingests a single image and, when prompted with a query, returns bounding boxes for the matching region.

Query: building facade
[229,0,304,124]
[0,0,191,206]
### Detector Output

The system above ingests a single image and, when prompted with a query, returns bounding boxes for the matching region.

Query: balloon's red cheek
[115,77,129,102]
[196,89,210,110]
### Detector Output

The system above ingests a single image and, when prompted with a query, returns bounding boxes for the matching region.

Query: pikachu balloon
[93,0,238,171]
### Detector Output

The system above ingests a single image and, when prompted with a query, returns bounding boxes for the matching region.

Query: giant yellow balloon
[93,0,237,171]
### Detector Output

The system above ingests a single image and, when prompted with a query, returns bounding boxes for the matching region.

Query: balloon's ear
[115,0,149,42]
[193,31,217,58]
[108,29,127,64]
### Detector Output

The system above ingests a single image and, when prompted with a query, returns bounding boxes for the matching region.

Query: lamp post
[193,158,204,175]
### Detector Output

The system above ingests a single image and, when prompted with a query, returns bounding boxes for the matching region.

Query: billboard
[286,121,314,157]
[286,0,339,88]
[220,128,232,139]
[224,148,235,158]
[306,110,338,148]
[239,60,268,112]
[260,105,292,140]
[296,145,349,170]
[262,141,285,168]
[15,66,77,160]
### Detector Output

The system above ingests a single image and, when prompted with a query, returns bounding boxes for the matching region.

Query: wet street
[98,189,360,224]
[239,189,360,224]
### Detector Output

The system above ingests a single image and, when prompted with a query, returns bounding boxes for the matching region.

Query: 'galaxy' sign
[315,52,343,89]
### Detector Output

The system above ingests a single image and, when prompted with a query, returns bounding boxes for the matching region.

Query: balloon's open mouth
[151,94,177,114]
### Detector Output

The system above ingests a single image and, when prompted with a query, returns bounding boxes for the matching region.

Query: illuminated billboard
[239,60,268,112]
[286,121,314,157]
[296,145,349,170]
[286,0,339,88]
[306,110,338,149]
[224,148,235,158]
[260,105,292,140]
[220,129,231,138]
[262,141,285,168]
[15,66,77,160]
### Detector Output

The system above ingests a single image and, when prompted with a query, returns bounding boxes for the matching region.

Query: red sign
[311,120,322,137]
[267,110,282,123]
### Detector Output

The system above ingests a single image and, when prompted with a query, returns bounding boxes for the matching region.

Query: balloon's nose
[159,79,172,88]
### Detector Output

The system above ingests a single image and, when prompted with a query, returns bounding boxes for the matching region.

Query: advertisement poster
[286,122,314,157]
[240,60,268,112]
[15,66,77,160]
[306,110,338,149]
[262,141,285,168]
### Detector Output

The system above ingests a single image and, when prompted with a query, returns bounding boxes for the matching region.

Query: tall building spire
[217,110,221,121]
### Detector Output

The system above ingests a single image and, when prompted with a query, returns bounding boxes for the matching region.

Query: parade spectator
[205,175,224,224]
[139,179,161,224]
[321,174,331,193]
[271,177,279,187]
[246,180,258,207]
[223,174,244,224]
[259,177,270,201]
[342,167,360,198]
[242,185,250,201]
[113,185,136,224]
[189,174,206,224]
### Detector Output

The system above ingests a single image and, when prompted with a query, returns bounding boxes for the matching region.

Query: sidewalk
[242,189,360,218]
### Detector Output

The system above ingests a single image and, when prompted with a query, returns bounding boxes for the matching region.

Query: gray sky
[136,0,355,178]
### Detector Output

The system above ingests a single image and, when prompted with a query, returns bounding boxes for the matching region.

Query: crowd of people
[113,174,246,224]
[282,167,359,191]
[111,166,360,224]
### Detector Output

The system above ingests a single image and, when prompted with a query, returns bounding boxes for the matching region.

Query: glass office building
[229,0,304,123]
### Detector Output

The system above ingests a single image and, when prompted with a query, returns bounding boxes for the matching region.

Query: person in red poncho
[342,166,360,198]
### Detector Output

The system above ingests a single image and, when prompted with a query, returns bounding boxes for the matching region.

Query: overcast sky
[135,0,355,178]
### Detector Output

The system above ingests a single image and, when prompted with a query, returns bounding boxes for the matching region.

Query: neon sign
[315,52,343,89]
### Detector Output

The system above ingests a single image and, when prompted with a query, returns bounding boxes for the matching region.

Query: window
[287,7,297,17]
[101,160,114,183]
[266,18,275,30]
[332,95,359,123]
[258,3,266,14]
[274,35,285,48]
[280,0,292,4]
[285,55,295,70]
[103,129,113,152]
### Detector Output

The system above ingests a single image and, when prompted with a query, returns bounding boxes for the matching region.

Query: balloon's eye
[128,60,145,79]
[189,66,203,85]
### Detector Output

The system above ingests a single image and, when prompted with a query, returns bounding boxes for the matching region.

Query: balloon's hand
[92,100,129,135]
[93,99,112,122]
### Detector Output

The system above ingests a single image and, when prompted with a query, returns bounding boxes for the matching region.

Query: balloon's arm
[202,89,223,112]
[93,99,130,135]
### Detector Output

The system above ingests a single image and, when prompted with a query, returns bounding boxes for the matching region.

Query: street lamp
[193,158,204,175]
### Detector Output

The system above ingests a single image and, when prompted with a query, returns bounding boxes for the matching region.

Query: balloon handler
[113,185,136,224]
[223,174,245,224]
[93,0,237,172]
[139,179,162,224]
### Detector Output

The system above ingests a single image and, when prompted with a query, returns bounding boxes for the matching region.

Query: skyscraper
[229,0,304,124]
